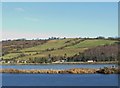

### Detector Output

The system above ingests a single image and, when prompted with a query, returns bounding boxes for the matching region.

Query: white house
[87,60,94,62]
[0,60,6,63]
[61,60,65,62]
[7,61,14,64]
[21,60,27,63]
[53,60,61,63]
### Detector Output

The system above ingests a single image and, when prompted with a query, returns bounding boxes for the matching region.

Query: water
[2,64,117,70]
[1,64,118,86]
[2,74,118,86]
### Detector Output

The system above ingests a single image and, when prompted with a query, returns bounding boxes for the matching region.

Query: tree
[64,53,67,58]
[96,36,105,39]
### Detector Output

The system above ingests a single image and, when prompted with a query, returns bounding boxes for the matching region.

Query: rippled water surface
[2,64,117,70]
[2,73,118,86]
[2,64,118,86]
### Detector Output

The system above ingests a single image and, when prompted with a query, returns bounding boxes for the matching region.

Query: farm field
[1,38,118,62]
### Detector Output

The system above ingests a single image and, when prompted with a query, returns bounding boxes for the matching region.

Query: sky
[1,2,118,40]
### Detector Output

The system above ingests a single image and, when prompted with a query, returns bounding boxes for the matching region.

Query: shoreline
[0,61,118,65]
[0,67,119,74]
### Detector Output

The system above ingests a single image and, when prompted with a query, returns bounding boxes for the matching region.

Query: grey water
[2,64,117,70]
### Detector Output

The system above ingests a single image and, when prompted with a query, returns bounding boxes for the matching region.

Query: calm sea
[2,64,117,70]
[1,64,118,86]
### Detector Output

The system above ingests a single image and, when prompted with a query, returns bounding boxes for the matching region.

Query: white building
[87,60,94,62]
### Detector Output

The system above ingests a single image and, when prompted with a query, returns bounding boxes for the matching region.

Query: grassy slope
[2,39,117,60]
[40,39,116,57]
[66,39,116,48]
[21,38,73,52]
[2,53,21,60]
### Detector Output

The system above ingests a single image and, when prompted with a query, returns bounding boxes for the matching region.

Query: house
[7,61,14,64]
[21,60,27,63]
[53,60,65,63]
[53,60,61,63]
[87,60,94,62]
[0,60,6,63]
[16,60,20,63]
[61,60,65,62]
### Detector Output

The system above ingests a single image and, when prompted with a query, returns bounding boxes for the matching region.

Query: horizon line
[1,36,119,41]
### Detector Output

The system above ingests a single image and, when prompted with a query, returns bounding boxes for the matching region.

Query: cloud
[24,17,39,22]
[15,7,25,12]
[2,30,54,40]
[2,29,80,40]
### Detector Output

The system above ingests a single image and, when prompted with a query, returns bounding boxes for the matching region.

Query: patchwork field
[1,38,118,62]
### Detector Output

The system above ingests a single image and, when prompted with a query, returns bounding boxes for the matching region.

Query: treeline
[67,43,119,62]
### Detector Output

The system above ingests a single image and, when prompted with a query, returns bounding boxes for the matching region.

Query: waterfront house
[16,60,20,63]
[87,60,94,62]
[53,60,61,63]
[0,60,6,63]
[7,61,14,64]
[53,60,65,63]
[61,60,65,62]
[21,60,27,63]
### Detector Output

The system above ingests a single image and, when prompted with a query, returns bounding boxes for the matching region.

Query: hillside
[1,38,118,63]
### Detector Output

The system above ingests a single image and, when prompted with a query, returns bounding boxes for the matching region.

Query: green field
[2,38,117,61]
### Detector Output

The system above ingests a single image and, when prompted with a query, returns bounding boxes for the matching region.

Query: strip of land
[0,61,118,65]
[0,67,119,74]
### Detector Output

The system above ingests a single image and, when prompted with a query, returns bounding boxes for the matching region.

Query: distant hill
[1,38,119,63]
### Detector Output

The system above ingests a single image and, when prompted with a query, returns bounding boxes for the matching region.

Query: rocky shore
[0,67,119,74]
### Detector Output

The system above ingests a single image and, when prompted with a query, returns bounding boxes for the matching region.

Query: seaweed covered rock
[97,67,119,74]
